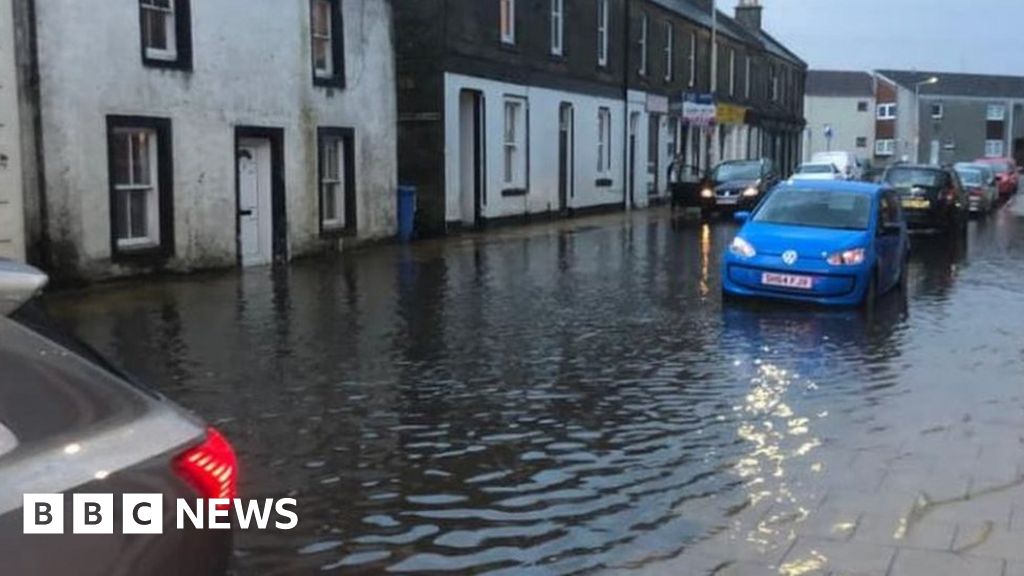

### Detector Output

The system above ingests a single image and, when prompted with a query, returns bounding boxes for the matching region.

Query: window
[311,0,345,87]
[107,116,173,258]
[550,0,563,55]
[985,140,1005,158]
[138,0,191,69]
[638,13,648,76]
[503,98,527,189]
[877,103,897,120]
[987,104,1006,121]
[318,128,355,235]
[597,0,608,67]
[856,137,868,148]
[744,56,751,98]
[930,103,944,119]
[688,32,696,88]
[597,107,612,175]
[729,49,736,96]
[770,65,778,101]
[500,0,515,44]
[875,139,895,156]
[663,22,673,82]
[857,101,868,112]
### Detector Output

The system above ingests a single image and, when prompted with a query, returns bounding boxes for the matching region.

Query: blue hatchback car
[722,180,910,306]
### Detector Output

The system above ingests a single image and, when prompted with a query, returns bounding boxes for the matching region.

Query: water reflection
[40,209,1022,575]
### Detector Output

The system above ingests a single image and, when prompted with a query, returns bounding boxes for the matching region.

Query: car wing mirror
[734,211,751,223]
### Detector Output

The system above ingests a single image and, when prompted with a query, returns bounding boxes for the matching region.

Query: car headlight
[742,186,760,197]
[826,248,866,266]
[701,188,714,199]
[730,237,757,258]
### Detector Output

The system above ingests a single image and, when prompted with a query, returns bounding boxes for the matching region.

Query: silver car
[0,261,232,575]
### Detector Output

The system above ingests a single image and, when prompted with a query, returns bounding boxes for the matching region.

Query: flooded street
[46,203,1024,575]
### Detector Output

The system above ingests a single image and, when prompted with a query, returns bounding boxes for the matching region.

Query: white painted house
[802,70,876,163]
[0,0,25,262]
[10,0,396,280]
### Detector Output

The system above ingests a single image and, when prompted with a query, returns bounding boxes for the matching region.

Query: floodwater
[46,202,1024,575]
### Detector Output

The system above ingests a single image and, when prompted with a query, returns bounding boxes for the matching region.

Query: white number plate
[717,196,739,205]
[762,273,813,290]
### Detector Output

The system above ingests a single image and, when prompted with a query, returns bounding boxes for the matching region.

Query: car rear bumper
[700,195,760,212]
[722,258,869,306]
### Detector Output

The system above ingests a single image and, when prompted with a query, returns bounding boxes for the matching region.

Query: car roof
[779,179,884,195]
[885,163,946,172]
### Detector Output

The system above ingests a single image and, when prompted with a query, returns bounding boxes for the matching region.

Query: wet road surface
[46,201,1024,575]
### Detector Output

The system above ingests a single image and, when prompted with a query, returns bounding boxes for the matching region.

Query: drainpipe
[622,0,631,210]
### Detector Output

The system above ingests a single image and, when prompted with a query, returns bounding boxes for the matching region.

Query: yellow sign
[716,104,748,125]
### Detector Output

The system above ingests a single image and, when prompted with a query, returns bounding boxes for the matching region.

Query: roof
[806,70,874,97]
[876,69,1024,99]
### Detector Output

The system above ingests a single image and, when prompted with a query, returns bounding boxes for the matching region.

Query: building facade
[802,70,875,162]
[394,0,806,234]
[9,0,397,281]
[0,0,24,261]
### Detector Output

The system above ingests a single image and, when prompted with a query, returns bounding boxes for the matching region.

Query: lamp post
[914,76,939,163]
[706,0,717,170]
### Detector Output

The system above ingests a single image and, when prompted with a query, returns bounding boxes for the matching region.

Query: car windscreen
[884,168,943,188]
[753,188,872,231]
[798,164,834,174]
[713,162,761,182]
[956,169,983,186]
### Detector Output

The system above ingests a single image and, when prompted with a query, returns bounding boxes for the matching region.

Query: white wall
[0,0,24,261]
[444,73,629,224]
[33,0,396,277]
[803,95,875,162]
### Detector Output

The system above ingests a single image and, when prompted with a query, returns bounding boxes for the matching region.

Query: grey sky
[759,0,1024,75]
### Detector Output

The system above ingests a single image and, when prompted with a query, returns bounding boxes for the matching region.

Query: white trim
[875,139,895,157]
[877,103,897,120]
[984,139,1005,158]
[111,127,161,248]
[597,106,612,176]
[320,136,346,229]
[744,56,751,99]
[729,49,736,96]
[500,0,516,45]
[311,0,334,78]
[503,97,527,187]
[597,0,608,67]
[688,32,696,88]
[638,13,648,76]
[550,0,563,56]
[986,103,1006,121]
[140,0,177,61]
[663,22,673,82]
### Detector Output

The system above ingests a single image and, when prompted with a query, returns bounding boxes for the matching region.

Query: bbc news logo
[23,494,298,534]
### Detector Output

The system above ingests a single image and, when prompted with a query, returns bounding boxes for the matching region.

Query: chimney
[735,0,763,30]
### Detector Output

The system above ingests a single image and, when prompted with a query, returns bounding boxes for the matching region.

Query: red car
[974,157,1019,198]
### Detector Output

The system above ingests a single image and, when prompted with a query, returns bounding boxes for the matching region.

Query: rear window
[956,169,983,186]
[798,164,835,174]
[884,168,943,188]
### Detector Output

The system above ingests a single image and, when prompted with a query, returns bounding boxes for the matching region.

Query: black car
[699,159,779,220]
[880,164,968,234]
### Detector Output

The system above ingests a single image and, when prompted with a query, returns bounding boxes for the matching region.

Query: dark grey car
[0,261,232,575]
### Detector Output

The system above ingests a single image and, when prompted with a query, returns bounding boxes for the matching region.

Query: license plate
[717,196,739,205]
[762,272,813,290]
[902,199,931,210]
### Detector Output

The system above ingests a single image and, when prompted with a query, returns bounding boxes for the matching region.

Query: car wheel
[861,270,878,310]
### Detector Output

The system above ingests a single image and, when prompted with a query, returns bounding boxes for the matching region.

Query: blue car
[722,180,910,306]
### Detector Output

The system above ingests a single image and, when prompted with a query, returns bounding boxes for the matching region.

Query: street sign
[682,93,716,127]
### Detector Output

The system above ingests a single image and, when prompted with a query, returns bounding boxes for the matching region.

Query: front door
[647,114,660,197]
[629,112,640,208]
[558,103,574,213]
[237,138,273,267]
[458,90,484,226]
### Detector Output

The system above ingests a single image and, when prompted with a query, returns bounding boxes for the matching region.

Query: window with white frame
[503,98,527,188]
[744,56,751,98]
[987,104,1006,121]
[877,103,897,120]
[688,32,696,88]
[140,0,177,60]
[638,13,648,76]
[597,107,612,175]
[930,103,944,119]
[663,22,673,82]
[597,0,608,67]
[320,137,346,230]
[311,0,335,78]
[875,139,895,157]
[985,139,1005,158]
[500,0,515,44]
[110,127,161,249]
[550,0,563,55]
[729,49,736,95]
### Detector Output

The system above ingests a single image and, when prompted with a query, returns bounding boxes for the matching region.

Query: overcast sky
[760,0,1024,75]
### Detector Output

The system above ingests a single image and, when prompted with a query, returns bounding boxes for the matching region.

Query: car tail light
[173,427,238,499]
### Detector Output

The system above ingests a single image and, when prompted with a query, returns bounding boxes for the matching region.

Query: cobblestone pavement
[46,198,1024,575]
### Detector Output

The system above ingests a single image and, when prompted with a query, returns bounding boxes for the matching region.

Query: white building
[10,0,396,281]
[802,70,876,163]
[0,0,24,262]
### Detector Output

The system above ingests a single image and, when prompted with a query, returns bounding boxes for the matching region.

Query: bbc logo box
[23,494,164,535]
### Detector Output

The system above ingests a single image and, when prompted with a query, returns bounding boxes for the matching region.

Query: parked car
[667,161,706,211]
[791,162,843,181]
[0,260,233,575]
[974,157,1019,198]
[721,181,909,307]
[811,151,863,181]
[699,159,779,219]
[954,163,998,215]
[881,164,968,235]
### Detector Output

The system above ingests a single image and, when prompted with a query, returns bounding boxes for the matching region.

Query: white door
[238,138,273,267]
[929,140,940,165]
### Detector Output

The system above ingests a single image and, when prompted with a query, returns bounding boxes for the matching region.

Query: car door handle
[239,209,253,216]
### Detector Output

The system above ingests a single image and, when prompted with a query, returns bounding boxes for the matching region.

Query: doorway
[629,112,640,208]
[235,127,285,267]
[458,90,485,226]
[558,103,574,213]
[647,114,660,197]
